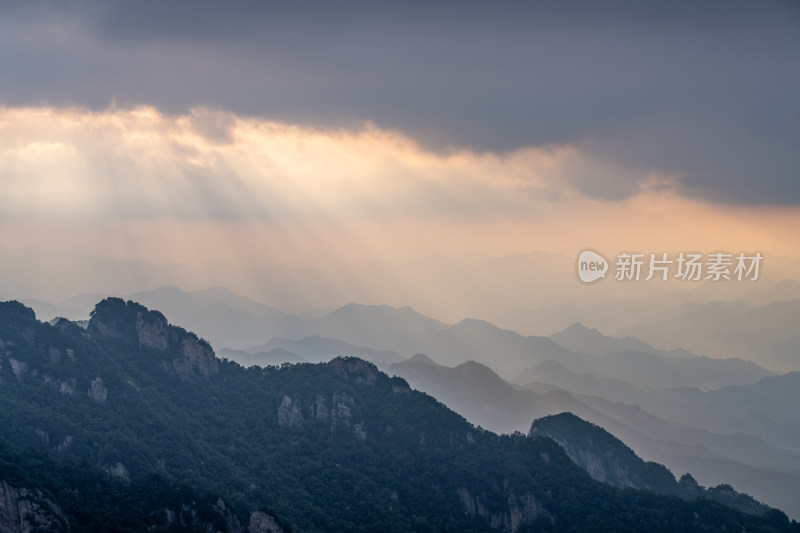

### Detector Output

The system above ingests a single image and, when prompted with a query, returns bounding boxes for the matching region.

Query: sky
[1,0,799,323]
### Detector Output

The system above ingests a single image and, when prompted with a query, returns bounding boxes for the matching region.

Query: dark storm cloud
[1,0,798,204]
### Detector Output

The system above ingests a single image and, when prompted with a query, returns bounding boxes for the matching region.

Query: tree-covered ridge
[530,412,771,516]
[0,298,797,532]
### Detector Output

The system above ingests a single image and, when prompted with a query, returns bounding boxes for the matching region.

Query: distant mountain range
[518,359,800,453]
[617,298,800,370]
[246,336,405,365]
[497,278,800,337]
[22,283,798,373]
[23,286,447,354]
[3,298,796,531]
[217,347,308,367]
[550,322,692,358]
[388,353,800,519]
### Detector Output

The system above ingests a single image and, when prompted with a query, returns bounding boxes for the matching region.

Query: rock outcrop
[136,310,169,351]
[103,462,130,480]
[168,326,218,380]
[88,377,107,403]
[8,358,26,380]
[156,499,241,533]
[247,511,286,533]
[276,386,367,440]
[0,480,70,532]
[529,412,772,515]
[277,396,304,428]
[58,378,76,396]
[0,476,278,533]
[457,487,552,533]
[89,298,218,381]
[153,500,285,533]
[329,357,379,385]
[530,412,676,492]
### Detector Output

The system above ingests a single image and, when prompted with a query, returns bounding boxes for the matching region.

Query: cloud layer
[0,105,658,221]
[1,1,798,204]
[1,105,797,267]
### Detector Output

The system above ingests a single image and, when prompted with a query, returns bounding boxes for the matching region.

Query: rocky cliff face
[529,412,772,516]
[136,309,169,351]
[151,498,286,533]
[549,437,638,488]
[0,481,70,533]
[89,298,218,381]
[168,326,218,380]
[246,511,286,533]
[457,487,552,533]
[0,485,286,533]
[328,357,379,385]
[530,412,677,492]
[88,377,107,403]
[277,358,376,440]
[278,391,367,439]
[156,505,218,533]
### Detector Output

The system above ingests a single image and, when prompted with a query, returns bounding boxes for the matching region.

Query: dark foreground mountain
[530,413,771,516]
[0,299,797,532]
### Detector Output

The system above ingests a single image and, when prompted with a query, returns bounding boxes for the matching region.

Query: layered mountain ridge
[0,298,796,532]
